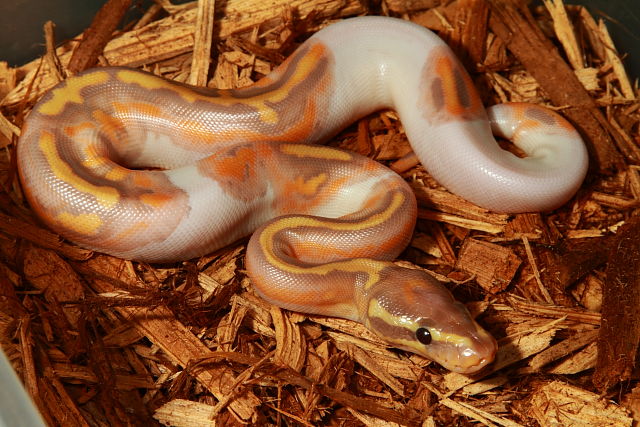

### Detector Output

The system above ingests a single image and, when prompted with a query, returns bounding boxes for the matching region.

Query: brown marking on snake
[419,47,485,124]
[226,42,330,100]
[451,66,473,110]
[368,316,415,342]
[430,78,445,111]
[37,70,109,116]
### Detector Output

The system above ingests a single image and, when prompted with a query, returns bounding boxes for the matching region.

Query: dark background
[0,0,638,78]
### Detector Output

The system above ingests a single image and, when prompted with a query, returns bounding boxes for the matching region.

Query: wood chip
[525,328,598,372]
[594,216,640,390]
[154,399,217,426]
[528,380,632,426]
[455,239,521,293]
[189,0,216,86]
[67,0,133,74]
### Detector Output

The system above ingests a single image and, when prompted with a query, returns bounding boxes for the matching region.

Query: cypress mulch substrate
[1,0,639,425]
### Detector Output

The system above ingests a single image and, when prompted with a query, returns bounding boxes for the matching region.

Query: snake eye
[416,327,432,345]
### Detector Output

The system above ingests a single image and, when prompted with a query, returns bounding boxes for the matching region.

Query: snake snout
[449,329,498,374]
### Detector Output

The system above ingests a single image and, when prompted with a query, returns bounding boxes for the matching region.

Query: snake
[16,16,588,373]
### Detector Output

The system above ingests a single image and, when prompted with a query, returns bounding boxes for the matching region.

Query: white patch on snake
[133,131,208,168]
[311,173,397,218]
[120,166,278,261]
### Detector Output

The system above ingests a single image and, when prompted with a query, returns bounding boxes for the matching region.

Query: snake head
[362,266,497,374]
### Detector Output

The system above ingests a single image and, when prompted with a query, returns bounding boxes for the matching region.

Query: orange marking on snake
[131,172,158,188]
[284,173,327,197]
[64,122,95,137]
[140,192,173,207]
[112,101,164,117]
[434,54,482,117]
[275,98,319,142]
[276,175,350,214]
[92,110,125,143]
[212,146,257,182]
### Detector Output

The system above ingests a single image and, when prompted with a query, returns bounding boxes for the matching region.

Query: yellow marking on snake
[280,143,352,161]
[259,191,405,288]
[39,132,120,208]
[38,71,109,116]
[368,299,475,348]
[104,167,129,182]
[116,43,327,125]
[56,212,103,235]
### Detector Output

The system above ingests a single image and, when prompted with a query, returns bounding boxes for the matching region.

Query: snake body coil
[17,17,588,373]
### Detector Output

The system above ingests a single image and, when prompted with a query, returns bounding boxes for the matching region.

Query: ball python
[17,16,588,373]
